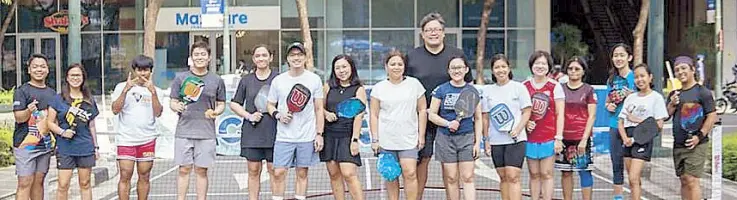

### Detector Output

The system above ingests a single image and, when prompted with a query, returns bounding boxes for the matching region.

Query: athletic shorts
[526,140,555,160]
[13,148,51,176]
[241,147,274,163]
[174,138,216,168]
[418,123,437,158]
[57,154,96,169]
[623,128,653,161]
[491,141,526,168]
[117,139,156,162]
[273,141,319,168]
[435,132,475,163]
[554,139,593,171]
[673,143,708,178]
[380,148,419,161]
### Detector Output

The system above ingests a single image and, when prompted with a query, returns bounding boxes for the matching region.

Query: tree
[474,0,495,84]
[0,0,17,89]
[632,0,650,65]
[552,23,589,64]
[144,0,163,58]
[296,0,314,71]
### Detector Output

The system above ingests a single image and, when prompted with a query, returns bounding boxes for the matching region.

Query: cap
[673,56,694,67]
[286,42,306,54]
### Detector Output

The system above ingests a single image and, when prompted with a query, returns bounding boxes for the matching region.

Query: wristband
[371,139,379,143]
[554,135,563,141]
[271,111,280,118]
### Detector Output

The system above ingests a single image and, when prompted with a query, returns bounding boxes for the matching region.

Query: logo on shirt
[443,93,460,110]
[132,92,143,102]
[13,101,21,106]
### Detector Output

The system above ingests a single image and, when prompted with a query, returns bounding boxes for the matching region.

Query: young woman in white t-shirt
[369,50,427,200]
[617,64,669,200]
[481,54,532,200]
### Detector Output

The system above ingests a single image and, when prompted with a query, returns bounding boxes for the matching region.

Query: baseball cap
[286,42,306,55]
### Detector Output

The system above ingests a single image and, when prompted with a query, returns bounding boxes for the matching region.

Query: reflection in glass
[104,33,141,95]
[326,31,370,77]
[508,30,535,81]
[462,30,504,82]
[326,0,368,28]
[281,0,325,29]
[103,0,144,30]
[462,0,504,28]
[280,31,325,77]
[234,31,279,74]
[370,30,413,84]
[2,36,15,89]
[80,34,102,95]
[371,0,413,28]
[417,0,459,27]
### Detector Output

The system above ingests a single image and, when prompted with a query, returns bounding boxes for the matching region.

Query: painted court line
[363,158,372,190]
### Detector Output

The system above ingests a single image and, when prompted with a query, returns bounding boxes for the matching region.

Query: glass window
[326,0,368,28]
[508,29,535,81]
[326,30,370,80]
[370,30,413,84]
[462,30,504,82]
[235,0,278,6]
[371,0,413,28]
[281,0,325,29]
[162,0,189,7]
[18,0,59,33]
[0,3,16,33]
[462,0,504,28]
[103,0,144,30]
[233,30,280,73]
[60,0,102,32]
[154,32,189,88]
[80,34,102,95]
[280,31,325,77]
[417,0,459,28]
[1,36,15,89]
[509,0,534,27]
[103,33,142,95]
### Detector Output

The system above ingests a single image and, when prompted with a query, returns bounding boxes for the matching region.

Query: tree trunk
[632,0,650,66]
[475,0,495,84]
[144,0,162,58]
[0,0,18,80]
[296,0,314,71]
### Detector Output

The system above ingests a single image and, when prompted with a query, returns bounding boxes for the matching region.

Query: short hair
[131,55,154,70]
[190,41,211,55]
[384,49,407,67]
[490,54,513,83]
[27,53,48,65]
[528,50,555,75]
[563,56,589,79]
[420,12,445,30]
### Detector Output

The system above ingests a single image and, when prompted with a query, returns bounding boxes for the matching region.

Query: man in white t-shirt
[111,55,164,200]
[266,42,325,200]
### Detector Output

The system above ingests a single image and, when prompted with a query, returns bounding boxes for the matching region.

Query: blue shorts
[526,140,555,160]
[273,141,319,168]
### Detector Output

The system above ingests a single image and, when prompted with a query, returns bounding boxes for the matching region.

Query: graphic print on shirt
[64,99,93,129]
[20,110,55,150]
[530,91,551,121]
[609,78,633,105]
[490,103,514,132]
[624,103,649,122]
[442,93,460,110]
[680,102,704,133]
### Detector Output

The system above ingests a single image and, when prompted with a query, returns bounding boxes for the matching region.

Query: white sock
[272,196,284,200]
[295,195,306,200]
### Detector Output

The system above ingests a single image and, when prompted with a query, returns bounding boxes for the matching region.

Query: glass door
[17,34,61,91]
[190,32,232,75]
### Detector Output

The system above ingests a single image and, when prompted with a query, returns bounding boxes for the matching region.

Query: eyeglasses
[449,66,467,71]
[423,28,444,34]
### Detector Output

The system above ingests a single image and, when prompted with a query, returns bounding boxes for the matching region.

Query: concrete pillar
[722,0,736,85]
[68,0,81,63]
[534,0,550,52]
[649,0,665,93]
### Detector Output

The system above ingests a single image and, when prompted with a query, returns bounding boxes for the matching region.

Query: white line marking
[591,172,650,200]
[364,158,372,190]
[111,165,179,200]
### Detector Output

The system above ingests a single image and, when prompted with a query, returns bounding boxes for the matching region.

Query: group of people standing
[10,12,716,200]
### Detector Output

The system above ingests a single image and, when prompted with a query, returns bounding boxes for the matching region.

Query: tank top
[523,80,558,143]
[325,84,361,138]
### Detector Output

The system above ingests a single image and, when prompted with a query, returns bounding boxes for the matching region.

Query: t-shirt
[12,83,57,151]
[371,77,426,150]
[562,83,597,140]
[267,70,324,143]
[481,81,532,145]
[231,70,278,148]
[523,79,565,143]
[667,85,715,148]
[53,97,100,156]
[111,83,165,146]
[607,71,636,128]
[325,84,361,138]
[169,71,226,139]
[431,82,477,135]
[618,91,669,128]
[406,46,471,106]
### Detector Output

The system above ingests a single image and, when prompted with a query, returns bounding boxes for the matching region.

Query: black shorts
[240,148,274,163]
[623,128,653,161]
[418,124,437,158]
[57,154,96,169]
[491,141,526,168]
[319,136,362,166]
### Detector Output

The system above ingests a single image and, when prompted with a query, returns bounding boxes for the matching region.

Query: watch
[352,138,359,143]
[317,132,324,137]
[554,135,564,141]
[372,139,379,143]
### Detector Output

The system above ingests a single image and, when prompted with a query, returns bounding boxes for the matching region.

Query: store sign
[43,10,90,34]
[156,6,280,31]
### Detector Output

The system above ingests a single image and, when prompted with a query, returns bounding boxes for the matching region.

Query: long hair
[490,54,513,83]
[327,54,363,88]
[607,43,633,85]
[447,55,474,83]
[61,63,93,104]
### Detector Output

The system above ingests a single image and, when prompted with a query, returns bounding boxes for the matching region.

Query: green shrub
[0,124,13,167]
[723,134,737,181]
[0,88,13,106]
